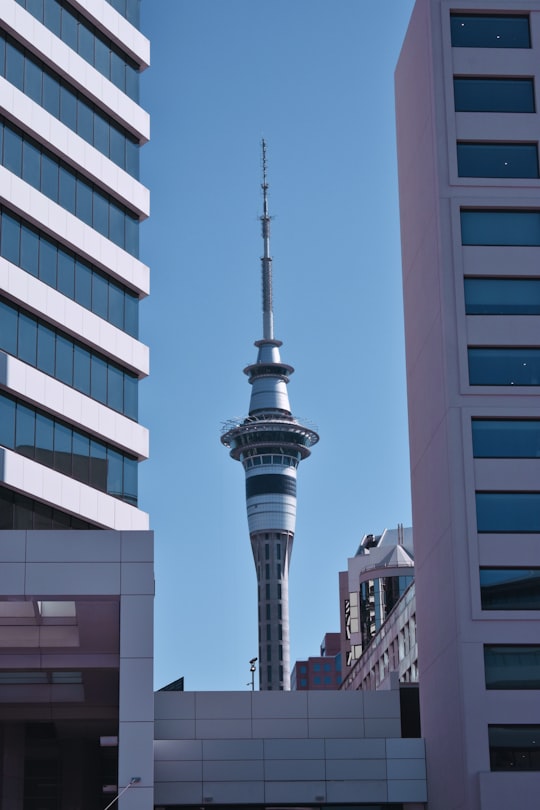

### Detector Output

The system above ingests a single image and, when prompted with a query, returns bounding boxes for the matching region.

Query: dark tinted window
[480,568,540,610]
[451,14,530,48]
[476,492,540,533]
[489,726,540,771]
[457,143,538,178]
[0,485,96,529]
[465,278,540,315]
[472,420,540,457]
[485,645,540,689]
[454,77,535,113]
[469,348,540,386]
[461,210,540,245]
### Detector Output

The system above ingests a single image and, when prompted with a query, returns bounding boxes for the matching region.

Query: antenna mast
[261,139,274,340]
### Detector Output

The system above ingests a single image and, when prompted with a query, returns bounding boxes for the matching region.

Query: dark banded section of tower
[221,142,318,690]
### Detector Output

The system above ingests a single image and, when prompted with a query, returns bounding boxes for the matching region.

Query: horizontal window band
[246,474,297,499]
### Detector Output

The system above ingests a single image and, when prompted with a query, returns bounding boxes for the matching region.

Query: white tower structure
[222,141,318,691]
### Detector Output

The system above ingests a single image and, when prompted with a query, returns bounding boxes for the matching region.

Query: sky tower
[221,141,319,691]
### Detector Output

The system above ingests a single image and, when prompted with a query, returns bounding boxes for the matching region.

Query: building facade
[396,2,540,807]
[291,632,342,691]
[0,0,152,806]
[221,144,318,691]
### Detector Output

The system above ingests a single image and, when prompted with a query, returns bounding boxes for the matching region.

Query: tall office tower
[222,143,318,691]
[0,1,152,806]
[397,2,540,807]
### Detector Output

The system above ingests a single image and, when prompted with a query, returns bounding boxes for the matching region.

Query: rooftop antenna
[261,138,273,340]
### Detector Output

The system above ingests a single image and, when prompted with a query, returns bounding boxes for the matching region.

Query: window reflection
[0,207,139,336]
[451,14,530,48]
[465,278,540,315]
[476,492,540,533]
[15,0,140,98]
[469,348,540,386]
[480,568,540,610]
[454,77,535,113]
[457,142,539,178]
[0,393,137,505]
[472,420,540,457]
[0,298,138,420]
[461,210,540,246]
[0,118,139,256]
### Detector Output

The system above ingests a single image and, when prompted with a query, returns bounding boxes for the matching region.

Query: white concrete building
[0,1,153,807]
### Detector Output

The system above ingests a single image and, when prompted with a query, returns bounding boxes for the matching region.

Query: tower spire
[261,139,273,340]
[221,144,318,691]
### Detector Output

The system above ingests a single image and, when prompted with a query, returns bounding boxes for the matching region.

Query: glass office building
[0,1,152,806]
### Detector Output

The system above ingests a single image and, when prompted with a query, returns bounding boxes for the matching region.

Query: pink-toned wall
[396,1,540,808]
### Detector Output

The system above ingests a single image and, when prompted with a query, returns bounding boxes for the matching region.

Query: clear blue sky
[139,1,415,691]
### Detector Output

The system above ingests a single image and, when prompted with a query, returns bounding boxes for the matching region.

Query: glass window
[124,374,137,421]
[489,725,540,771]
[108,283,124,330]
[465,277,540,315]
[461,210,540,245]
[73,344,90,396]
[469,348,540,386]
[59,85,77,133]
[39,238,57,287]
[15,403,35,458]
[57,250,75,299]
[0,396,15,448]
[93,195,110,248]
[41,153,59,203]
[14,492,33,529]
[24,58,43,104]
[5,41,24,91]
[457,143,538,178]
[124,458,137,504]
[91,267,108,320]
[42,71,60,118]
[75,259,92,309]
[91,355,107,404]
[485,645,540,689]
[3,127,22,176]
[0,299,17,354]
[61,9,78,51]
[107,449,123,498]
[22,140,41,189]
[94,37,110,76]
[89,439,107,491]
[107,364,123,412]
[0,488,13,530]
[76,100,93,143]
[55,334,73,386]
[58,165,76,211]
[33,500,53,530]
[53,421,72,475]
[454,77,535,113]
[480,568,540,610]
[35,412,53,466]
[451,14,531,48]
[472,420,540,457]
[37,322,55,376]
[18,313,37,366]
[20,224,39,276]
[476,492,540,533]
[72,432,90,484]
[93,114,109,157]
[1,211,21,265]
[78,24,94,63]
[44,0,61,36]
[75,180,93,226]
